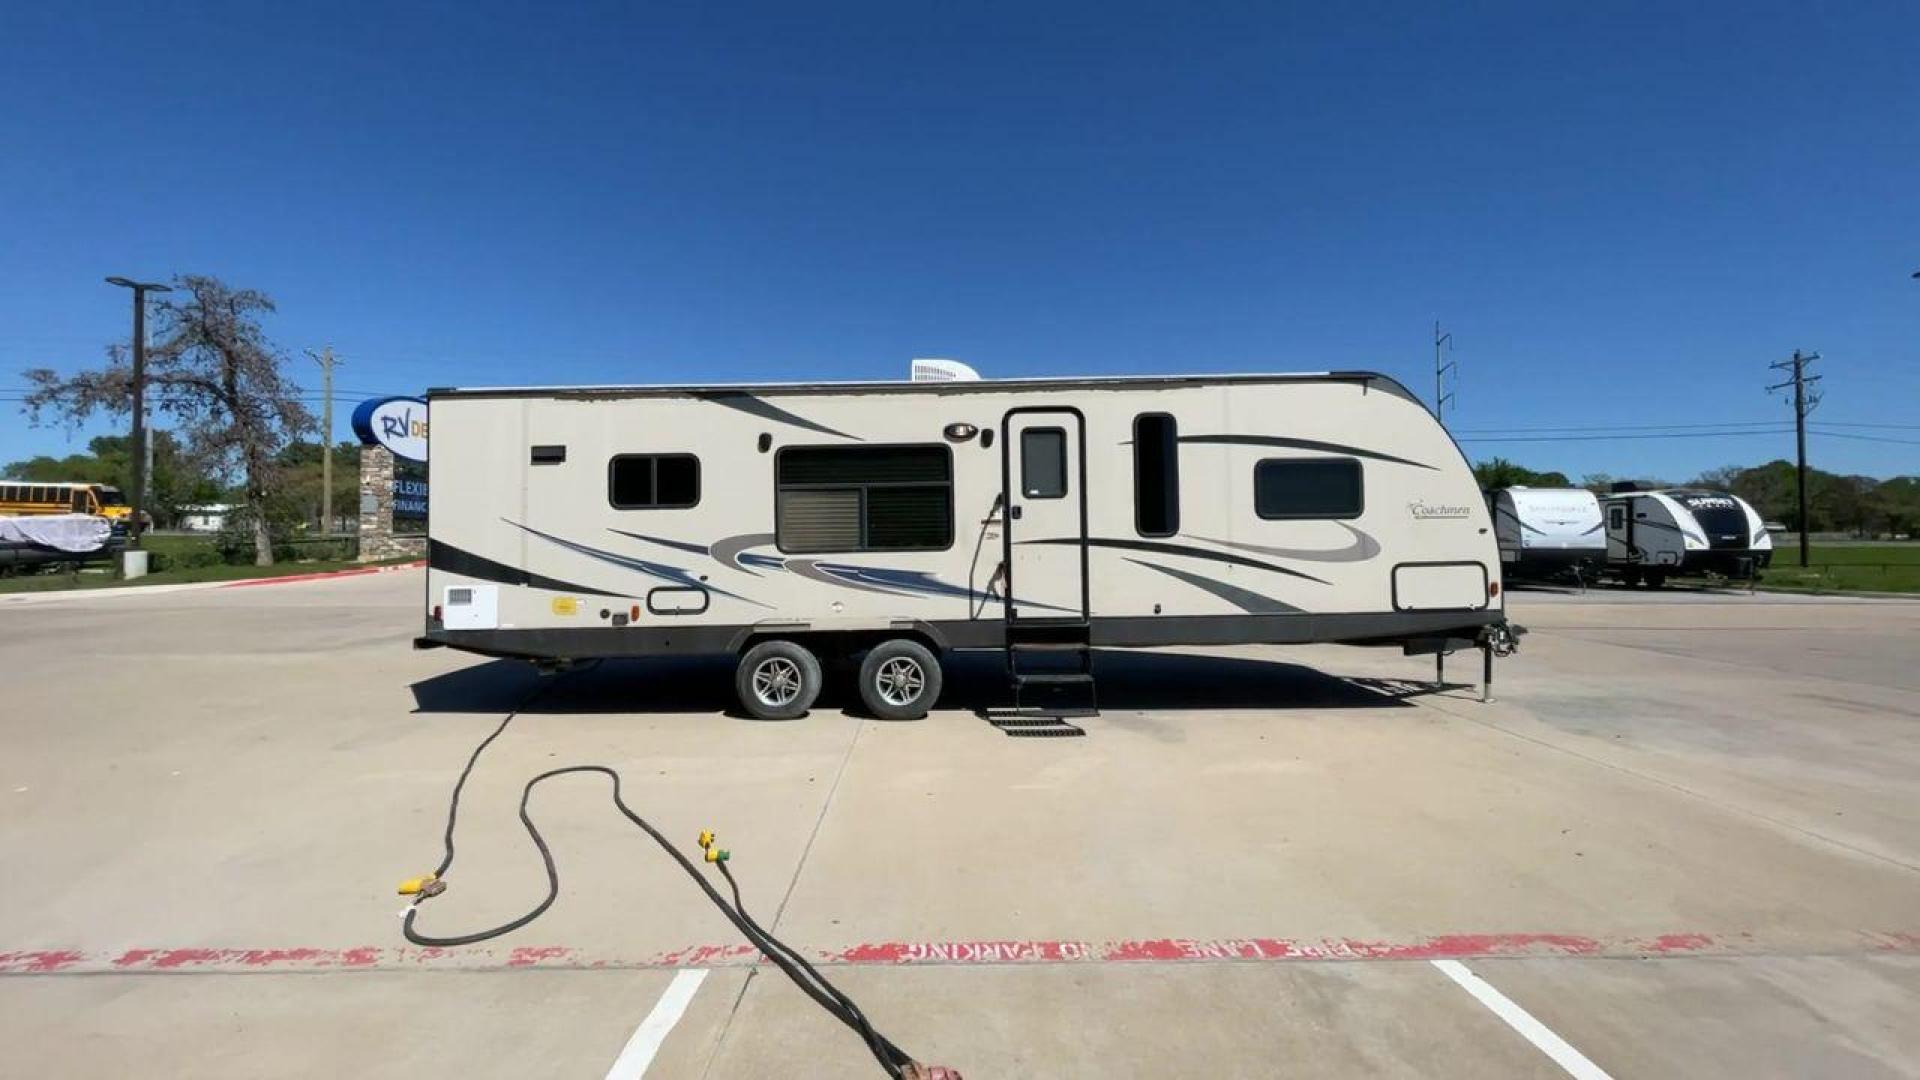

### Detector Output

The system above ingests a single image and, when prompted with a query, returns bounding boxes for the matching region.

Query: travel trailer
[1486,486,1607,582]
[1600,484,1772,587]
[416,372,1515,720]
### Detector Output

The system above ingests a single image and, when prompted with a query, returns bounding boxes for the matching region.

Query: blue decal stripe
[505,520,769,608]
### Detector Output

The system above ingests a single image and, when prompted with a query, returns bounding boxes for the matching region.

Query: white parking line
[1431,959,1612,1080]
[604,967,708,1079]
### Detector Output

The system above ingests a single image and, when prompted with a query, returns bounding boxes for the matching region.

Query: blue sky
[2,1,1916,480]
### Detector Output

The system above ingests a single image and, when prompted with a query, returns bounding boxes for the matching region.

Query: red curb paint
[0,950,84,973]
[8,931,1918,975]
[218,560,424,589]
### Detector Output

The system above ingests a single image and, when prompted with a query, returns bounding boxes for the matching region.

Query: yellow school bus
[0,481,135,522]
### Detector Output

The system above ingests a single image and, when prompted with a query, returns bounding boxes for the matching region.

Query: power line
[1808,428,1920,446]
[1457,428,1794,443]
[1454,420,1788,434]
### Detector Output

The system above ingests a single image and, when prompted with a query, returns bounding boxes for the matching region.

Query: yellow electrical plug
[697,830,716,851]
[397,873,439,896]
[703,846,730,863]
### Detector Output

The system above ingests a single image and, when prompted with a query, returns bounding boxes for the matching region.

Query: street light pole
[105,276,172,549]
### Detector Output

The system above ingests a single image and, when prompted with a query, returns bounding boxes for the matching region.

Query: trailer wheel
[857,639,943,721]
[1621,568,1643,588]
[1645,570,1668,589]
[736,640,823,721]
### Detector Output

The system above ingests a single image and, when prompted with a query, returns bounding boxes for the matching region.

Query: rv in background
[416,371,1515,721]
[1600,483,1772,587]
[1486,486,1606,582]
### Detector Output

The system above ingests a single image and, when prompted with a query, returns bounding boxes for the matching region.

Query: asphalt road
[2,570,1917,1077]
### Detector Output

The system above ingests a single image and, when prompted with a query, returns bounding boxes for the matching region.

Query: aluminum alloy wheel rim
[752,657,803,708]
[874,657,926,707]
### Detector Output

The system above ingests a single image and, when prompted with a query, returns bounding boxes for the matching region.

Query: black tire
[1621,568,1644,588]
[1646,570,1668,589]
[735,640,823,721]
[856,639,943,721]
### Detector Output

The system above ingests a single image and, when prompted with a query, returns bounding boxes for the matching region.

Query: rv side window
[608,454,701,509]
[776,445,953,553]
[1020,428,1068,499]
[1133,413,1179,537]
[1253,458,1362,520]
[1609,506,1625,530]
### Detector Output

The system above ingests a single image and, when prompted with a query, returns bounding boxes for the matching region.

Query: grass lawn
[1761,543,1920,593]
[0,532,416,594]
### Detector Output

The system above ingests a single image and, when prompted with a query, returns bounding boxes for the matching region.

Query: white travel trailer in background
[1600,484,1773,587]
[416,372,1515,721]
[1486,486,1607,582]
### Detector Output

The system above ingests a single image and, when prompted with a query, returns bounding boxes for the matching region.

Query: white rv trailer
[1599,485,1773,587]
[1486,486,1606,581]
[417,372,1512,719]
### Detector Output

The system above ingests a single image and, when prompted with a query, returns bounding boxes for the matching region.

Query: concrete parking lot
[3,571,1918,1077]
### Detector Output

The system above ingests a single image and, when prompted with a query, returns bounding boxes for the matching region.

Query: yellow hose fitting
[697,830,716,850]
[704,847,730,864]
[397,873,439,896]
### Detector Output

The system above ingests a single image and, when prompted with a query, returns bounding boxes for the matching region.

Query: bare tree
[22,275,314,565]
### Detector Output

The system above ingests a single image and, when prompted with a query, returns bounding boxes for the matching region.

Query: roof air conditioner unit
[910,358,980,382]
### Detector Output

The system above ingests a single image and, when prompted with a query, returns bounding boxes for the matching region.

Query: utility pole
[309,346,338,535]
[105,277,173,549]
[1767,349,1822,567]
[1433,321,1456,425]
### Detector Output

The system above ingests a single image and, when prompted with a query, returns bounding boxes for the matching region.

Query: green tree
[4,433,219,528]
[1473,457,1571,489]
[21,275,314,564]
[271,440,360,532]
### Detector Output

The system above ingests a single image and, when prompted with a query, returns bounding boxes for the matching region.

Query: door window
[1020,428,1067,499]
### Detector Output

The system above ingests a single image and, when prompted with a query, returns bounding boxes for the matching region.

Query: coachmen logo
[1408,501,1472,520]
[351,396,429,463]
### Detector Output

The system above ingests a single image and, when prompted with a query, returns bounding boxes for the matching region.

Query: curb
[0,561,423,605]
[5,929,1916,976]
[218,560,424,588]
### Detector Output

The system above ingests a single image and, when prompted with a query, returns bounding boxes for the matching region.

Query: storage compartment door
[1392,562,1489,611]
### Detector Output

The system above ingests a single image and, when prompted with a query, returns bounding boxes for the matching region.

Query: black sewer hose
[400,703,927,1078]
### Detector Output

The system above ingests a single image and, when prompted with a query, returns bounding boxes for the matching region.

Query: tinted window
[1020,428,1067,499]
[608,454,701,509]
[1254,458,1362,519]
[1608,505,1626,530]
[1675,493,1748,547]
[776,445,952,552]
[1133,413,1179,536]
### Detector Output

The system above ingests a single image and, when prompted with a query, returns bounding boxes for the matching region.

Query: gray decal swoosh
[1191,523,1380,564]
[710,532,780,576]
[819,563,1076,612]
[1178,434,1436,471]
[1020,536,1329,585]
[784,557,917,597]
[506,520,770,607]
[704,393,860,440]
[1635,519,1708,546]
[1581,522,1605,535]
[1126,559,1302,614]
[1495,506,1546,536]
[607,529,710,557]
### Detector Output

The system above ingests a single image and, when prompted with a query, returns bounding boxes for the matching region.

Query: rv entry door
[1003,409,1087,621]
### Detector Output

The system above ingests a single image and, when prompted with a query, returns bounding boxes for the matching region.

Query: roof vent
[910,358,980,382]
